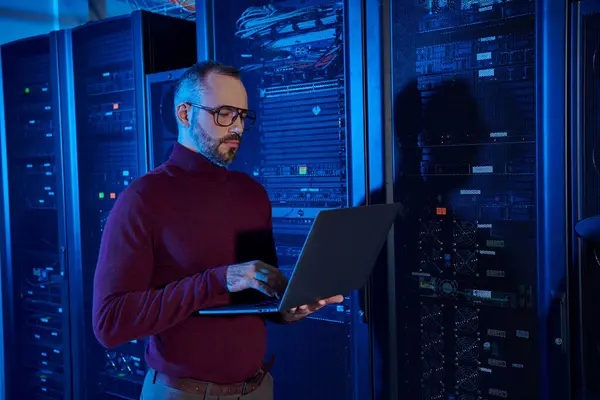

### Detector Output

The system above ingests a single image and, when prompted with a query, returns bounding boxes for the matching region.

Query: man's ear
[176,103,191,128]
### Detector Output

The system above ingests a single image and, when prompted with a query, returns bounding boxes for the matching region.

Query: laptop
[197,203,403,315]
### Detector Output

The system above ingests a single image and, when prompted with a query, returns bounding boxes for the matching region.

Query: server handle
[551,292,567,354]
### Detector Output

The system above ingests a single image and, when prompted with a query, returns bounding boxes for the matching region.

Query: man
[92,61,343,400]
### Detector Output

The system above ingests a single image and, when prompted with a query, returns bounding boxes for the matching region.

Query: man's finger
[256,262,277,273]
[325,295,344,304]
[293,305,309,314]
[250,279,275,297]
[287,306,305,315]
[254,271,270,284]
[262,271,286,290]
[254,271,285,293]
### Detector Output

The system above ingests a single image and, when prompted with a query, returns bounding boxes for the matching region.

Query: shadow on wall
[361,78,489,399]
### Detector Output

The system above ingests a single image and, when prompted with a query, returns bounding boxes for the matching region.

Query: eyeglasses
[187,102,257,130]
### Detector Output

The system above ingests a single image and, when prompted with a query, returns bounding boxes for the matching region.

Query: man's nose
[230,118,244,135]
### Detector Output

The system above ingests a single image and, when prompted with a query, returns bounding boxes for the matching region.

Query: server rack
[198,1,373,399]
[61,11,196,399]
[387,0,570,399]
[0,33,73,400]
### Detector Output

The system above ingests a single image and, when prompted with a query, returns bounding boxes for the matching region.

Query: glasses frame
[187,102,257,130]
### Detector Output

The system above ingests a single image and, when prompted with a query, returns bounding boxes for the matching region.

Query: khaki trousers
[140,369,274,400]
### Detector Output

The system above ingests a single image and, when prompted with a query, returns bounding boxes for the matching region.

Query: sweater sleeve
[92,187,231,349]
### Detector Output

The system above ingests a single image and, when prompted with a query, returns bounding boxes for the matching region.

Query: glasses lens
[216,106,237,127]
[215,106,257,130]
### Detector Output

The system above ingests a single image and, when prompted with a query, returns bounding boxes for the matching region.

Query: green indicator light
[98,192,105,199]
[24,88,30,94]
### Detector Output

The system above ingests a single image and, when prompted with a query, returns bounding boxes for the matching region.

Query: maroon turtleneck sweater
[92,142,278,383]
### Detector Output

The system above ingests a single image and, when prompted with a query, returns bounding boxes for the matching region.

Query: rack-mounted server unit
[0,32,73,400]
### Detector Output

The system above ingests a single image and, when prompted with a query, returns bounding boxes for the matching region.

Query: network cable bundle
[234,1,343,84]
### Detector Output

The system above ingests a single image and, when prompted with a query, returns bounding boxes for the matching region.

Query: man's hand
[281,295,344,323]
[225,260,287,297]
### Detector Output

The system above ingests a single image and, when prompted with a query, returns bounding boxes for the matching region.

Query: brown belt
[153,355,274,396]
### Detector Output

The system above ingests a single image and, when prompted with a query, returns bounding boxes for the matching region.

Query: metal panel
[570,1,584,397]
[50,30,73,400]
[196,0,215,60]
[58,28,85,400]
[345,0,371,398]
[536,0,570,398]
[132,12,150,175]
[363,0,398,399]
[0,38,8,400]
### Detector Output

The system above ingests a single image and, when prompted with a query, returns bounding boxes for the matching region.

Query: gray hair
[173,61,241,121]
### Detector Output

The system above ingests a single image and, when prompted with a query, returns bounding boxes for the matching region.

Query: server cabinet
[0,33,73,400]
[572,2,600,399]
[63,11,196,399]
[198,1,372,399]
[387,0,570,399]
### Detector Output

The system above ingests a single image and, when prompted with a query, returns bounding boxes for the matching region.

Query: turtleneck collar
[168,141,229,176]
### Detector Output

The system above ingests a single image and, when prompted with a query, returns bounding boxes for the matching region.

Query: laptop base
[198,299,281,315]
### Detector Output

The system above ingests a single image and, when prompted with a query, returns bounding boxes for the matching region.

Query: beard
[191,124,241,167]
